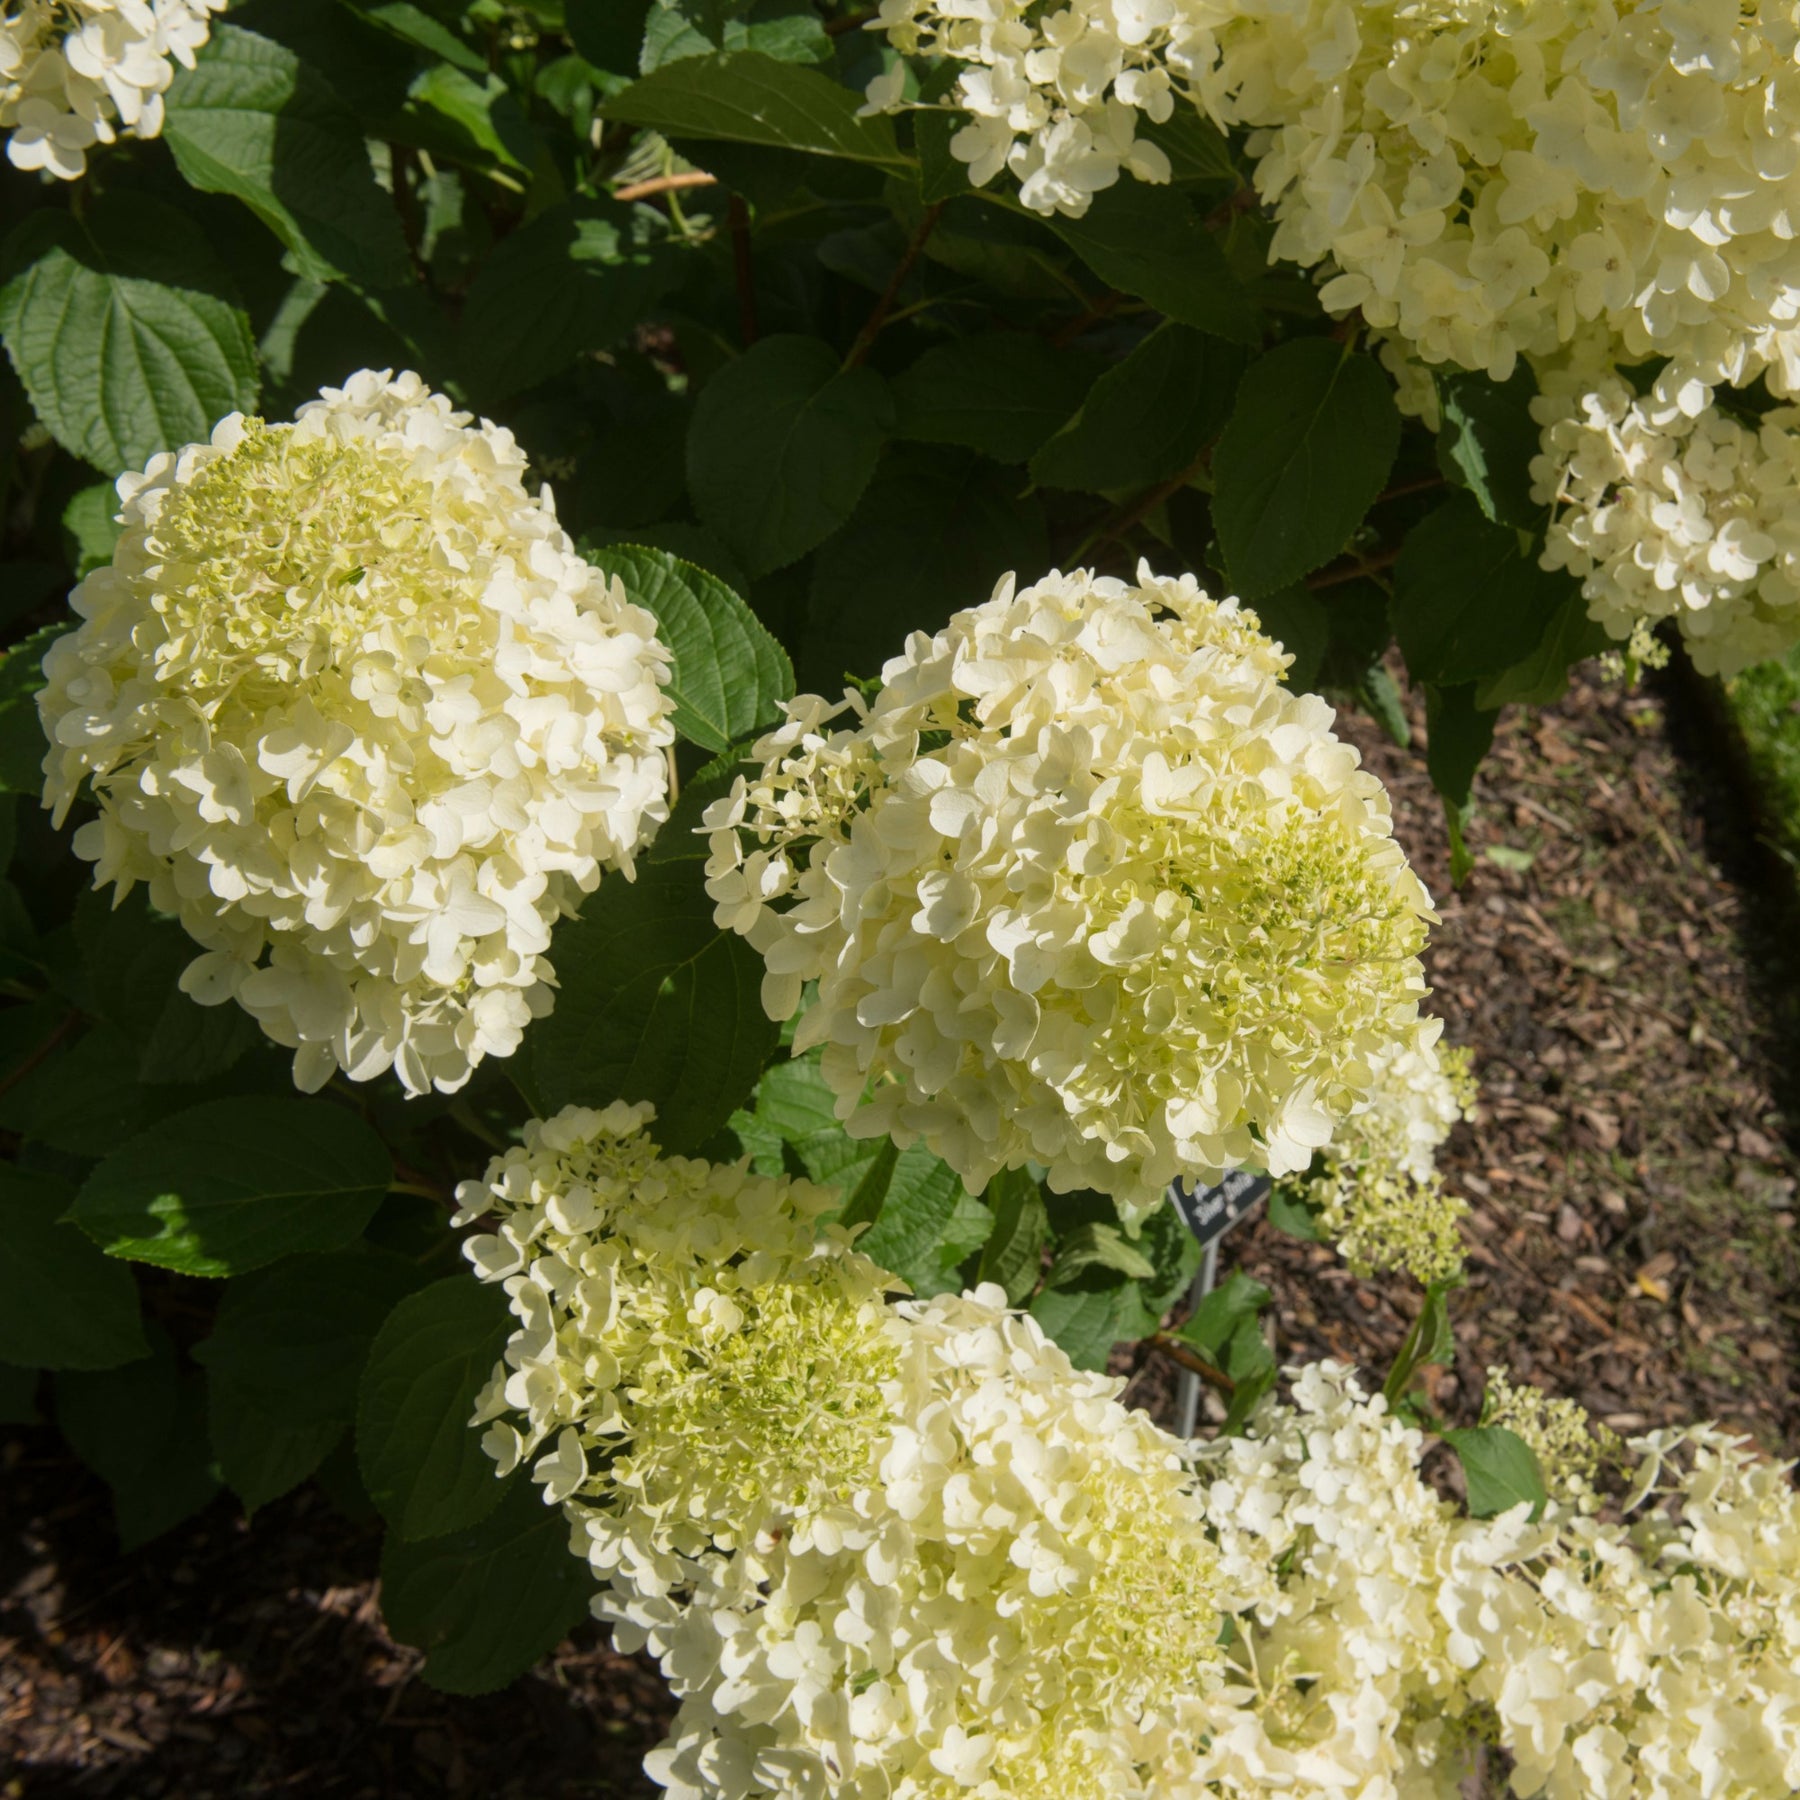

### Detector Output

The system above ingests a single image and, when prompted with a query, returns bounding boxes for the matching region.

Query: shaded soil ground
[5,664,1799,1798]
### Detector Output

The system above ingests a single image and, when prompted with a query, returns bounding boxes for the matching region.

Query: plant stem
[729,195,758,347]
[1149,1333,1236,1393]
[843,202,946,370]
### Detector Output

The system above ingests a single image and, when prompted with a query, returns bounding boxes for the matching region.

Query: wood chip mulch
[4,664,1798,1798]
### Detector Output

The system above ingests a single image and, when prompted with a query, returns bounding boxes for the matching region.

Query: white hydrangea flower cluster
[703,565,1439,1222]
[1204,1362,1800,1799]
[461,1105,1231,1800]
[1197,1361,1483,1792]
[38,370,674,1096]
[1,0,224,180]
[1531,367,1800,677]
[1478,1365,1617,1510]
[1301,1025,1477,1285]
[865,0,1179,216]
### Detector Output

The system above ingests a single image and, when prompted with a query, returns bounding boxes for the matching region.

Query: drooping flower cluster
[1299,1025,1477,1285]
[38,370,674,1096]
[1532,368,1800,676]
[704,565,1439,1221]
[1,0,224,180]
[461,1105,1232,1800]
[463,1120,1800,1800]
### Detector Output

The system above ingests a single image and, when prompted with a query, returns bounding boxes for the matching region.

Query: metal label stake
[1167,1170,1271,1439]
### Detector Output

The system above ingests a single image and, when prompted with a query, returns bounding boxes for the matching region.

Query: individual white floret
[38,370,675,1095]
[705,564,1438,1221]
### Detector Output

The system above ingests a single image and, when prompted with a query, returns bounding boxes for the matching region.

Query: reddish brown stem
[843,202,946,370]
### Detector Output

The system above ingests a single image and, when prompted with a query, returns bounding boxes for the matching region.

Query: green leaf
[0,1167,146,1371]
[357,1276,518,1541]
[207,1384,345,1517]
[401,64,540,174]
[196,1247,426,1427]
[459,201,682,402]
[1035,184,1260,346]
[1423,681,1499,885]
[688,334,893,577]
[854,1144,982,1298]
[1220,1325,1278,1435]
[1171,1269,1272,1356]
[891,333,1101,465]
[1246,584,1327,692]
[639,0,832,69]
[529,858,780,1152]
[1393,494,1572,686]
[350,1,487,72]
[1442,1425,1548,1520]
[1435,365,1545,530]
[1473,594,1611,709]
[1028,1283,1126,1373]
[163,25,413,289]
[1043,1220,1157,1288]
[837,1136,900,1231]
[69,1098,392,1278]
[56,1325,220,1550]
[1265,1182,1323,1241]
[381,1474,593,1694]
[198,1246,424,1514]
[977,1168,1048,1305]
[566,0,654,69]
[587,543,792,752]
[1355,662,1412,749]
[62,484,122,580]
[0,622,63,795]
[801,445,1047,689]
[76,886,264,1086]
[1212,338,1401,598]
[1031,324,1244,493]
[0,196,258,477]
[604,50,907,166]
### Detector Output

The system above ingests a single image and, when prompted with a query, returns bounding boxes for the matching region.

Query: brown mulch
[1231,665,1800,1449]
[4,664,1799,1798]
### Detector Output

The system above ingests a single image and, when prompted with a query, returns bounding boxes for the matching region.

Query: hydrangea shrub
[0,3,1792,1795]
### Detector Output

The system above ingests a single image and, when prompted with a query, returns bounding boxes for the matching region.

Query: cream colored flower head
[461,1104,1229,1800]
[704,564,1437,1220]
[0,0,225,180]
[38,369,675,1096]
[1185,0,1800,399]
[1533,367,1800,677]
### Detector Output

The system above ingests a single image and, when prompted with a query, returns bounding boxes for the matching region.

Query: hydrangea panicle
[38,370,675,1096]
[461,1106,1231,1799]
[705,564,1440,1221]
